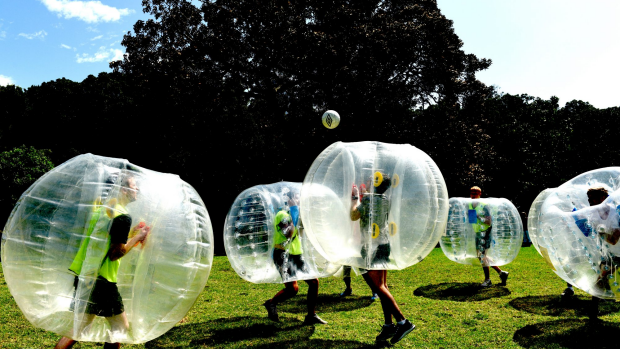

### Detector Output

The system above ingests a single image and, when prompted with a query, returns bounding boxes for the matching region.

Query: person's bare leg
[108,312,129,329]
[364,270,404,324]
[305,278,319,316]
[271,281,299,304]
[55,313,97,348]
[383,271,388,290]
[483,267,490,280]
[54,337,76,349]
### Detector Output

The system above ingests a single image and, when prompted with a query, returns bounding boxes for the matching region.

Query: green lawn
[2,247,620,348]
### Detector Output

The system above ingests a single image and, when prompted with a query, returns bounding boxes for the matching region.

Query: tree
[0,85,27,148]
[109,0,492,250]
[0,145,54,222]
[112,0,491,137]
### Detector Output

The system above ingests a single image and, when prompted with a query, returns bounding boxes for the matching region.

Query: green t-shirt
[469,201,490,233]
[273,210,302,255]
[69,203,129,283]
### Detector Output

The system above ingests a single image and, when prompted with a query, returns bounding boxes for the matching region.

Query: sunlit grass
[2,247,620,348]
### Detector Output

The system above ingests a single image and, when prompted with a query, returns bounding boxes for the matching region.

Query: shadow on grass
[509,295,620,317]
[145,316,379,349]
[413,282,511,302]
[277,293,375,314]
[513,318,620,348]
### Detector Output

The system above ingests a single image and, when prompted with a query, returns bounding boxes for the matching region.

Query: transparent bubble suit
[440,198,523,266]
[224,182,340,283]
[529,167,620,299]
[1,154,214,343]
[300,141,449,270]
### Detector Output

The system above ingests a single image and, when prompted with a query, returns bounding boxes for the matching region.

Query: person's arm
[481,206,492,226]
[604,229,620,245]
[107,217,150,261]
[297,217,304,237]
[278,221,295,239]
[350,185,361,221]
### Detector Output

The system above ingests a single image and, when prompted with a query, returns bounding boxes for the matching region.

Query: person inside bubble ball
[469,186,509,287]
[350,172,415,344]
[262,189,327,326]
[55,175,151,349]
[572,187,620,320]
[341,184,380,301]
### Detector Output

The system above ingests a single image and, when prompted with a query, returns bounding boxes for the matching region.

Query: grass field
[2,247,620,348]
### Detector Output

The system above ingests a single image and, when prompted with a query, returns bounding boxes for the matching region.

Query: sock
[397,319,406,326]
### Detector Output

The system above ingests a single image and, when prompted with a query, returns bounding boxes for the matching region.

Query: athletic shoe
[303,314,328,325]
[561,287,574,298]
[390,320,415,344]
[340,288,352,297]
[499,271,509,286]
[375,324,397,341]
[263,300,279,322]
[480,279,492,287]
[370,293,379,301]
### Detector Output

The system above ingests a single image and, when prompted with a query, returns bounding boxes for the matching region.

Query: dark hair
[587,187,609,200]
[375,173,391,194]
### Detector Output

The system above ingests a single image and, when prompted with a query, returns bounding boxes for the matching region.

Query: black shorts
[361,243,391,268]
[273,248,307,279]
[70,276,124,317]
[475,227,492,251]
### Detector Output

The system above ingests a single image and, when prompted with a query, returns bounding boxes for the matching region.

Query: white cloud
[90,34,103,41]
[40,0,134,23]
[76,46,124,63]
[0,74,16,86]
[18,30,48,40]
[60,43,74,50]
[86,26,99,32]
[110,48,124,61]
[0,31,5,39]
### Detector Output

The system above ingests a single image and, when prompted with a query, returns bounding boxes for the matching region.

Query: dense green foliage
[3,248,620,348]
[1,1,619,253]
[0,145,54,216]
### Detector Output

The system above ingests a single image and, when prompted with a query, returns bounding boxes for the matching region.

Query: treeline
[2,74,619,254]
[1,0,619,254]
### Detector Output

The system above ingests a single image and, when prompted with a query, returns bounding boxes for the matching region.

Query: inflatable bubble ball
[300,141,449,270]
[440,197,523,266]
[224,182,340,283]
[529,167,620,299]
[1,154,213,343]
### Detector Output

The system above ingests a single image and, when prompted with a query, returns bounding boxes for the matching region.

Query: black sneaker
[561,287,574,298]
[340,288,352,297]
[303,314,328,325]
[263,300,279,322]
[376,324,397,341]
[500,271,509,286]
[391,320,415,344]
[480,279,492,287]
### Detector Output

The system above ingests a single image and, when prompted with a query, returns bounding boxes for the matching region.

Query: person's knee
[306,279,319,287]
[286,283,299,294]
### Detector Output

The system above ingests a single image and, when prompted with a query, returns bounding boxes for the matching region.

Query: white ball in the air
[322,110,340,129]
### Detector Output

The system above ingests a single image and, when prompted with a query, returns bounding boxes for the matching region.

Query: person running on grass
[469,186,509,287]
[263,188,327,325]
[351,172,414,344]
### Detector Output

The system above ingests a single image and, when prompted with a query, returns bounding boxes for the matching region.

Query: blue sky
[1,0,619,108]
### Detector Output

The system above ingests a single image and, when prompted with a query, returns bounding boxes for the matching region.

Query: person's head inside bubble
[587,186,609,206]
